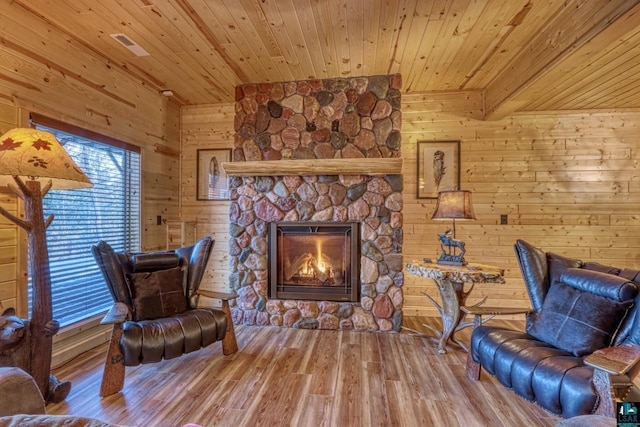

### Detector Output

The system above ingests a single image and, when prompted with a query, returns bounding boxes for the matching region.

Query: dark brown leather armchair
[466,240,640,418]
[91,236,237,396]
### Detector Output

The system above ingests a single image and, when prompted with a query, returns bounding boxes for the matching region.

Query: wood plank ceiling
[4,0,640,119]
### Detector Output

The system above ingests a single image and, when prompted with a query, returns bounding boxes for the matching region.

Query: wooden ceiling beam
[483,0,640,120]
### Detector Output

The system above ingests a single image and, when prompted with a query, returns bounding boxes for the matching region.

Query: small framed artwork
[196,148,232,201]
[417,140,461,199]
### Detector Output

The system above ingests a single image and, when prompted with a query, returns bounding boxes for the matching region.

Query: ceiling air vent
[110,33,150,57]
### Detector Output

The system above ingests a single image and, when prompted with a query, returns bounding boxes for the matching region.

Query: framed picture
[417,140,460,199]
[196,148,232,200]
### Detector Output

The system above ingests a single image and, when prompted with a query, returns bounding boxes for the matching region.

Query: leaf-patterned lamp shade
[0,128,92,189]
[432,190,476,220]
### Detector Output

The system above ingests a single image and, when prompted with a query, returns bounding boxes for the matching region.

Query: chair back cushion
[176,236,214,309]
[513,239,550,312]
[547,252,583,287]
[91,241,133,308]
[514,240,581,318]
[129,252,180,272]
[527,268,637,356]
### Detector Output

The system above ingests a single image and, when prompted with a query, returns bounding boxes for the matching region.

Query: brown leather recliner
[91,236,237,397]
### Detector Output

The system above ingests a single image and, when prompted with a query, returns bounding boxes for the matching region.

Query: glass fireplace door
[269,222,359,302]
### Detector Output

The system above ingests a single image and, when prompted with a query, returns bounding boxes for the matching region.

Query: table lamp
[0,128,92,402]
[431,190,475,266]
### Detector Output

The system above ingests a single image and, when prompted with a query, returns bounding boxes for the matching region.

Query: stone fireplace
[227,74,404,332]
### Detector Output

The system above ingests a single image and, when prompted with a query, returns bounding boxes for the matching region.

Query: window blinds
[30,120,141,327]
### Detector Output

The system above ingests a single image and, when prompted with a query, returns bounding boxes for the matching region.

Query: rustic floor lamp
[431,190,476,266]
[0,128,92,402]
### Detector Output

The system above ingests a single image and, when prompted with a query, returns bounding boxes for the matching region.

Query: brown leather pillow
[127,266,187,321]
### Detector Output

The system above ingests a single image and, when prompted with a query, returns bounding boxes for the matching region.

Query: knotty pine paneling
[0,101,21,315]
[180,103,235,294]
[7,1,640,115]
[0,20,182,319]
[181,92,640,318]
[404,92,640,316]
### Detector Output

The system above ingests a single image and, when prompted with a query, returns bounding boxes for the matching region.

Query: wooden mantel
[221,158,403,177]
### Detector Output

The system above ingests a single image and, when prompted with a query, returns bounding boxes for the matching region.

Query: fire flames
[285,238,335,284]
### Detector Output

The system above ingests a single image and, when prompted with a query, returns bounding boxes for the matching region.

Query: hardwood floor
[48,317,560,427]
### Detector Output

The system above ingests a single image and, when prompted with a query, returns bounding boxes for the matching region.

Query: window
[29,116,141,327]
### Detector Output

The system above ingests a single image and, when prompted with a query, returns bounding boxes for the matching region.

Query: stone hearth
[228,74,404,332]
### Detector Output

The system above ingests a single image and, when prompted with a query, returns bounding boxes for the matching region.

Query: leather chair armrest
[585,345,640,376]
[197,290,238,301]
[584,346,640,417]
[100,302,131,325]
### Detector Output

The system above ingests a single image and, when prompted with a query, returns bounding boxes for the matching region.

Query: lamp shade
[0,128,92,189]
[431,190,476,220]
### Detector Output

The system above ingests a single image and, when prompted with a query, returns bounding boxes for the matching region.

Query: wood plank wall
[0,8,181,317]
[181,92,640,316]
[180,104,235,292]
[0,98,181,316]
[403,91,640,316]
[0,99,24,314]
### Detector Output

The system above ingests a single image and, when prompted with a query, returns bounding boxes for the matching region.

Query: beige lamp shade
[0,128,92,189]
[431,190,476,220]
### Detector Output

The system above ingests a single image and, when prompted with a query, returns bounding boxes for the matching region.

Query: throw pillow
[528,281,633,356]
[127,266,187,321]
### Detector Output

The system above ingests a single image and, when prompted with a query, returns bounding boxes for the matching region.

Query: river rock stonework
[229,74,404,332]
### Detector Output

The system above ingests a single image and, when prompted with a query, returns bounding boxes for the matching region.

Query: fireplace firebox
[269,222,360,302]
